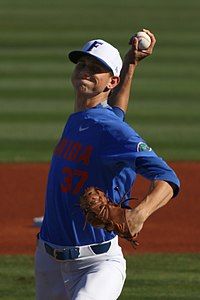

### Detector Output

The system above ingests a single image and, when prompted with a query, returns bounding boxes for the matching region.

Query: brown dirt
[0,162,199,255]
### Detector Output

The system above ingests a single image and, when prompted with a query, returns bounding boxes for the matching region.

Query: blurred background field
[0,0,200,162]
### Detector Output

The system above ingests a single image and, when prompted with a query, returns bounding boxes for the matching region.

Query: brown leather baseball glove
[80,187,139,248]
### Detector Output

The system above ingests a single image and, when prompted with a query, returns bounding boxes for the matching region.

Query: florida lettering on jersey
[53,138,94,196]
[54,137,93,165]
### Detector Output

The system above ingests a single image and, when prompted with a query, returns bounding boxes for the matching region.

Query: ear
[107,76,120,90]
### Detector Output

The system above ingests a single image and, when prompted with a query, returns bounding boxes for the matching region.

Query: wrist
[124,58,138,68]
[126,206,147,227]
[124,52,139,66]
[121,63,137,79]
[133,206,148,223]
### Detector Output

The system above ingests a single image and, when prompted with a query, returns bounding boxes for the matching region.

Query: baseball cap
[68,39,122,76]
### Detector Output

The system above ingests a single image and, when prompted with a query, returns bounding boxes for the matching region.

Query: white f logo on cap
[86,41,103,52]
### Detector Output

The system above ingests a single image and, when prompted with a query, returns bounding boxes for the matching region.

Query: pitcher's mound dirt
[0,162,199,254]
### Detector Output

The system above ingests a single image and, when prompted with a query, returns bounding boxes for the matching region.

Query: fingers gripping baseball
[80,187,139,247]
[127,28,156,64]
[141,29,156,54]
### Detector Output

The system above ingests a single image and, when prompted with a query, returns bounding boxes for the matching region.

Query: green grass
[0,0,200,161]
[120,254,200,299]
[0,254,200,299]
[0,256,35,300]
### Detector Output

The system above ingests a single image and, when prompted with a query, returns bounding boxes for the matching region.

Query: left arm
[126,180,174,235]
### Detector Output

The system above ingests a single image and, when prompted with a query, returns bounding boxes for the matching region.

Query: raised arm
[108,29,156,113]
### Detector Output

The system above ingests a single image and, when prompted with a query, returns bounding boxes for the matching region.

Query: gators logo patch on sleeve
[137,142,152,152]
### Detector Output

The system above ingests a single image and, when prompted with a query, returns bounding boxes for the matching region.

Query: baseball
[136,31,151,50]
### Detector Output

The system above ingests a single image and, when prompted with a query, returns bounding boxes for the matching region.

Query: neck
[74,92,109,112]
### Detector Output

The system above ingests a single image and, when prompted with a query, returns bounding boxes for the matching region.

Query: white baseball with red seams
[137,31,151,50]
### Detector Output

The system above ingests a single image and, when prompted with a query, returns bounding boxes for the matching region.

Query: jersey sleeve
[100,121,157,163]
[112,106,125,121]
[135,156,180,197]
[100,121,180,197]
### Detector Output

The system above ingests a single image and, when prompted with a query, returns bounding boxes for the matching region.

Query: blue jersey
[40,104,180,246]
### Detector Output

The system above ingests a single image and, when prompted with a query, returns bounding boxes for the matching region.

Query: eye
[77,61,86,68]
[90,65,104,73]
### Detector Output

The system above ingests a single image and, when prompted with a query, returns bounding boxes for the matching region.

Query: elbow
[166,180,180,198]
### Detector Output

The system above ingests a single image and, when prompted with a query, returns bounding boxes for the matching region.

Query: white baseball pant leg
[35,236,126,300]
[35,243,70,300]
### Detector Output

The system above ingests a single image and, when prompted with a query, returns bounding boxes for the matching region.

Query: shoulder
[83,106,140,141]
[88,107,128,128]
[111,106,125,121]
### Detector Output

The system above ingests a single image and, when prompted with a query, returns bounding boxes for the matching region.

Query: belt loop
[53,249,59,259]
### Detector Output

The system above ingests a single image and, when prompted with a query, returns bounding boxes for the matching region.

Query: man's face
[71,56,113,96]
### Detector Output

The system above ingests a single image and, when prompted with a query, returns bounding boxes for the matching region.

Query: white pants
[35,236,126,300]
